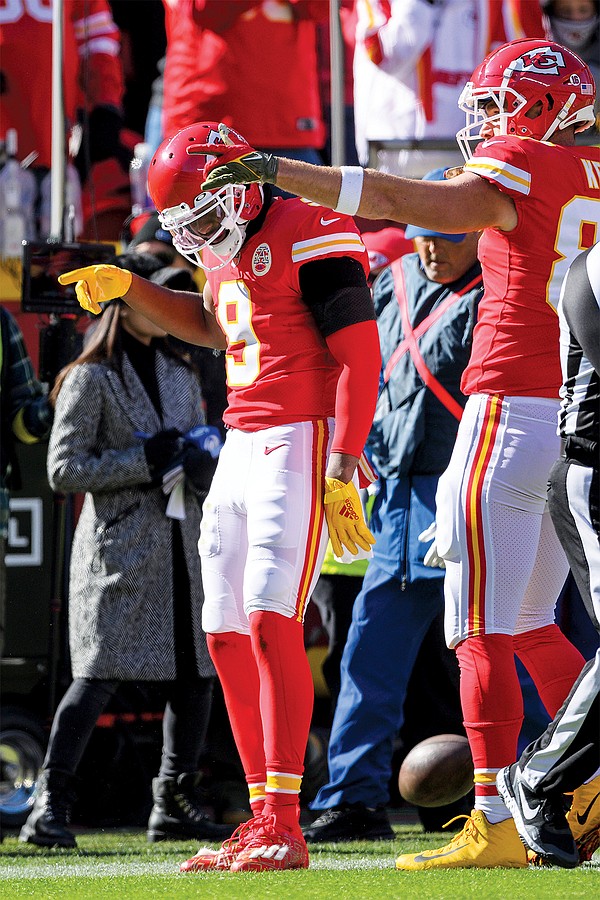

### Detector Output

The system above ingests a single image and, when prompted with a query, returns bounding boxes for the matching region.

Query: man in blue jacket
[304,169,483,841]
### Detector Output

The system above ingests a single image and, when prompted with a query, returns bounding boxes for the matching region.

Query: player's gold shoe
[567,774,600,862]
[395,809,529,870]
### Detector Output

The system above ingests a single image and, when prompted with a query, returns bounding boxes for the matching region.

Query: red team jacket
[462,135,600,399]
[204,198,369,432]
[0,0,123,168]
[162,0,328,150]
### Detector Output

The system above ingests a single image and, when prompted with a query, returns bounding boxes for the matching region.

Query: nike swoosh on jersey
[320,216,341,226]
[264,444,287,455]
[412,845,468,862]
[576,792,600,826]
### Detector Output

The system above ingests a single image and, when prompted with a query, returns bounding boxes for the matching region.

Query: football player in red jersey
[56,121,381,872]
[0,0,124,171]
[199,39,600,868]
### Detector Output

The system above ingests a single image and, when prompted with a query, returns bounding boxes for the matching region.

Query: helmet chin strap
[541,92,576,142]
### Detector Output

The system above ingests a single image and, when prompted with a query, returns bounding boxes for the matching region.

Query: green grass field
[1,825,598,899]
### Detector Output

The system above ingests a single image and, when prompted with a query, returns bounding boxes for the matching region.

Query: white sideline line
[3,856,596,880]
[0,857,392,880]
[0,861,176,880]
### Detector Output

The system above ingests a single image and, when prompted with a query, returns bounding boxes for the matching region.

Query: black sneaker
[302,804,394,843]
[497,763,579,868]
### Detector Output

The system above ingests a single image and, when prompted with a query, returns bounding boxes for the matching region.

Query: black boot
[147,772,234,842]
[18,769,78,848]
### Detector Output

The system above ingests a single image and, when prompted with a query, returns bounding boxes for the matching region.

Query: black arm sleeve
[298,256,376,338]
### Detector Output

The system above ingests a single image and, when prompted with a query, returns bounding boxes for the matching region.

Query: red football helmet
[456,39,596,159]
[147,121,264,270]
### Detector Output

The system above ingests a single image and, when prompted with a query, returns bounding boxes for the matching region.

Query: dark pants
[517,457,600,794]
[44,675,214,780]
[310,560,453,809]
[311,572,364,713]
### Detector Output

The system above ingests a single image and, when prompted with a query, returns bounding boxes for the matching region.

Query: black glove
[143,428,184,480]
[182,444,218,494]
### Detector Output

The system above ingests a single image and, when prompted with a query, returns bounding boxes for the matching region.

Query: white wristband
[335,166,364,216]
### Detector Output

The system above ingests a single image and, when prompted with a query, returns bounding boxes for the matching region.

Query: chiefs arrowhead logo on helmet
[517,47,566,75]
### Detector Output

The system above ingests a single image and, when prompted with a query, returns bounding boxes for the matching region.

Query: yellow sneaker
[395,810,529,870]
[567,775,600,862]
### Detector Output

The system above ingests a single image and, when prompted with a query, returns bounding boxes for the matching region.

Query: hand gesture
[199,124,279,191]
[324,477,376,559]
[418,522,446,569]
[58,265,133,315]
[143,428,184,482]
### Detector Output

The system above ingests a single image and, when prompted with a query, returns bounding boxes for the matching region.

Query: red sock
[250,610,313,833]
[248,783,266,818]
[207,632,266,797]
[514,624,585,718]
[456,634,523,802]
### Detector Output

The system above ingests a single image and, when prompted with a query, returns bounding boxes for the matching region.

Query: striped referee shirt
[557,242,600,453]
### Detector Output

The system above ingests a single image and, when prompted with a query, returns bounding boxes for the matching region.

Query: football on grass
[398,734,474,808]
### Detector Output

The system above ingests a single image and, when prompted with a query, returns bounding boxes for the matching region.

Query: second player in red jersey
[462,135,600,397]
[199,37,600,869]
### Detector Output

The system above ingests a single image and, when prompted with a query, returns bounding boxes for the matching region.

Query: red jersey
[0,0,123,168]
[462,136,600,398]
[205,198,368,431]
[162,0,328,150]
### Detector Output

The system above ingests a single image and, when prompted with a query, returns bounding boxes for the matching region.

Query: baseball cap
[128,210,173,249]
[150,266,198,292]
[404,168,467,243]
[361,227,413,273]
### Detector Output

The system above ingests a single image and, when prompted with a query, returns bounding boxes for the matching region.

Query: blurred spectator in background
[303,170,484,843]
[126,210,191,267]
[108,0,167,139]
[144,55,167,158]
[18,252,231,849]
[0,0,131,243]
[0,306,52,655]
[316,0,360,166]
[353,0,546,177]
[361,227,414,286]
[543,0,599,113]
[153,0,328,171]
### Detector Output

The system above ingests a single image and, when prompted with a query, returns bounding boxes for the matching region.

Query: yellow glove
[58,265,133,315]
[323,477,376,559]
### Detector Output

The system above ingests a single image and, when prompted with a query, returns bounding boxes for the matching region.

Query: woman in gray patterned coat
[19,253,232,849]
